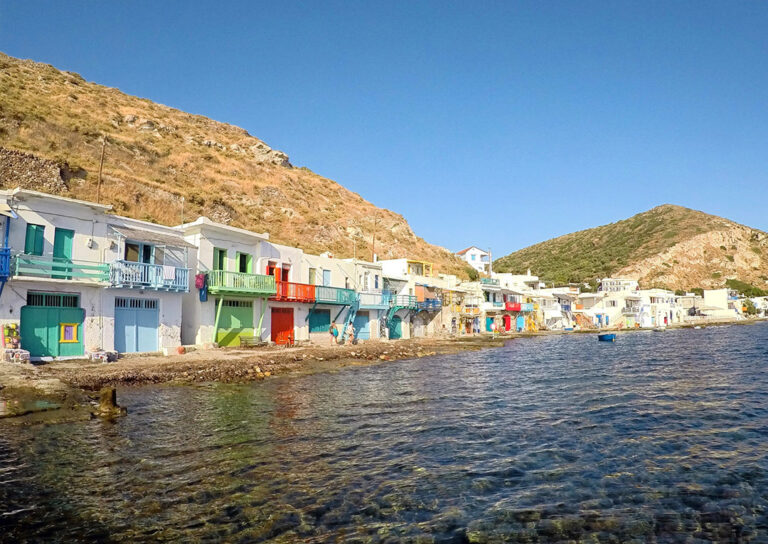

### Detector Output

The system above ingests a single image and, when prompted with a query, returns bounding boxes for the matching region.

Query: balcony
[521,303,535,312]
[316,285,357,305]
[417,298,442,312]
[561,304,572,312]
[14,254,109,282]
[480,278,500,286]
[207,269,275,296]
[0,247,9,280]
[109,260,190,292]
[358,291,392,309]
[271,281,315,303]
[461,306,480,316]
[505,302,521,312]
[481,301,504,312]
[392,295,419,309]
[622,306,641,314]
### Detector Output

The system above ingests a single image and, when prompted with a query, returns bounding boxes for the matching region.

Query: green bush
[725,279,768,297]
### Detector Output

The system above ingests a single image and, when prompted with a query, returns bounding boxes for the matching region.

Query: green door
[53,228,74,280]
[20,293,84,358]
[216,300,254,347]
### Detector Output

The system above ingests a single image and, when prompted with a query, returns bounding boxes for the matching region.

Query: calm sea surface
[3,323,768,543]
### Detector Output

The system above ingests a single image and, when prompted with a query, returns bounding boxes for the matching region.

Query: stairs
[339,299,360,344]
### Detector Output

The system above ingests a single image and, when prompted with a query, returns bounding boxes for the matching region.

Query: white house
[0,188,191,360]
[455,246,491,274]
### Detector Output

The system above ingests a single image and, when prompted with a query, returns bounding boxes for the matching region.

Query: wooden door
[271,307,294,345]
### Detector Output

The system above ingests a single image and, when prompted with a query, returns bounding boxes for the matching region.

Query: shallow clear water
[3,323,768,543]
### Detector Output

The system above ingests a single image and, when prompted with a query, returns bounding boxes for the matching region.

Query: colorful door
[503,314,511,331]
[486,317,493,332]
[115,298,159,353]
[516,315,525,332]
[353,311,370,340]
[271,307,294,345]
[20,293,84,358]
[52,228,74,279]
[322,269,331,286]
[217,300,254,347]
[389,316,402,339]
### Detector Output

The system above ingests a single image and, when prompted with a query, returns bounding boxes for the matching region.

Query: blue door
[486,317,493,332]
[115,298,159,353]
[322,269,331,286]
[516,315,525,332]
[354,311,370,340]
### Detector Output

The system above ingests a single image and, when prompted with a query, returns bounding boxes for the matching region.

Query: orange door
[271,307,294,345]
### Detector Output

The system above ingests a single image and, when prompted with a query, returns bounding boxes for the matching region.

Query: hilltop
[493,204,768,291]
[0,52,469,276]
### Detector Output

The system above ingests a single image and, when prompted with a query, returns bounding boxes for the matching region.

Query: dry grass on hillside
[0,52,469,277]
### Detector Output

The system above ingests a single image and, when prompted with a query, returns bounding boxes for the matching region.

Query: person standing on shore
[329,322,339,345]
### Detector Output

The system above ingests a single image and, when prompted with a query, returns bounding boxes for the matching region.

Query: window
[28,292,79,308]
[281,266,290,282]
[267,261,278,276]
[471,254,476,261]
[213,248,227,271]
[24,224,45,255]
[345,277,350,289]
[236,252,252,273]
[374,275,379,289]
[322,269,331,286]
[308,309,331,333]
[125,242,140,262]
[125,242,158,264]
[308,267,317,284]
[59,323,79,343]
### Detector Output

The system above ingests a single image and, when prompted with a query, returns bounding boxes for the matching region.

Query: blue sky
[1,1,767,257]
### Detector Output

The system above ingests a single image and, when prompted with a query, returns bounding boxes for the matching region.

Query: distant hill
[493,204,768,290]
[0,52,470,276]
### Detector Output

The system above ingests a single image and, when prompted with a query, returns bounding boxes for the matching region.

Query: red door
[271,307,294,345]
[503,314,511,331]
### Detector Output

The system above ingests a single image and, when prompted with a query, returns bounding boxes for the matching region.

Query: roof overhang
[109,224,197,248]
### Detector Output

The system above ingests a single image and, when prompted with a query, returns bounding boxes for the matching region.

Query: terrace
[110,260,190,292]
[13,254,109,283]
[206,269,276,297]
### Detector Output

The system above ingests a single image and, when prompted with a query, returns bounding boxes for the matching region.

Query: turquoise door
[486,317,493,332]
[21,296,84,358]
[115,298,159,353]
[389,316,402,339]
[322,269,331,286]
[354,311,370,340]
[53,228,74,279]
[516,316,525,332]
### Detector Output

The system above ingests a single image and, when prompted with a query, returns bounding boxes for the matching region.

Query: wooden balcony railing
[315,285,357,305]
[110,260,190,292]
[14,254,109,282]
[207,270,276,296]
[270,281,316,303]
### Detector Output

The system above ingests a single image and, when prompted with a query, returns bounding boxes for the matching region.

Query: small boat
[598,333,616,342]
[653,327,666,332]
[694,326,702,330]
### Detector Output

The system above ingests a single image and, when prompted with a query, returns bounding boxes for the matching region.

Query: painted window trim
[59,323,79,343]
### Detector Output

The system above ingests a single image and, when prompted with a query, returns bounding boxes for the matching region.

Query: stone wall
[0,146,68,193]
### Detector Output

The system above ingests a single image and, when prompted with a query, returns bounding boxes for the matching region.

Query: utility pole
[371,215,380,262]
[96,136,107,204]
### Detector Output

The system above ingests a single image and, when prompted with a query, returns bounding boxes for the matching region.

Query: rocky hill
[494,204,768,291]
[0,52,469,276]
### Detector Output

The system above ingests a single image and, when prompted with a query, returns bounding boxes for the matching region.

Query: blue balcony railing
[315,285,357,305]
[480,278,500,286]
[0,247,9,280]
[110,260,189,292]
[417,298,442,311]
